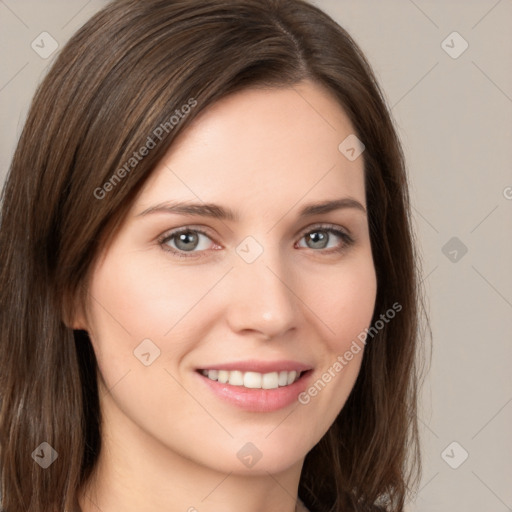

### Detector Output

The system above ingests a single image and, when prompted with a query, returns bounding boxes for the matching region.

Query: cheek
[86,250,221,351]
[84,251,216,425]
[333,269,377,351]
[296,255,376,420]
[305,254,377,353]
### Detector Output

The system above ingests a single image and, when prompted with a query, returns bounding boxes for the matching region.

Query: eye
[159,227,217,258]
[296,224,354,254]
[158,223,354,259]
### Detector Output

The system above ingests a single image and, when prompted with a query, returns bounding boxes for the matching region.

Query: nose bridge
[227,236,298,338]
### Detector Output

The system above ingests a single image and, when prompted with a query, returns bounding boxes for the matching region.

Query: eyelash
[157,223,354,260]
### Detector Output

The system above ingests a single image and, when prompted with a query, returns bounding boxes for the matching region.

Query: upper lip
[197,360,313,373]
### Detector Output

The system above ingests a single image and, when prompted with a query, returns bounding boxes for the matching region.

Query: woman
[0,0,428,511]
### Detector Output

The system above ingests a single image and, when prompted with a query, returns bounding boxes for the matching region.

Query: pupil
[309,231,327,248]
[177,232,197,251]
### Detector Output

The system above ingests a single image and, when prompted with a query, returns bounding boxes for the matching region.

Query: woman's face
[77,79,377,476]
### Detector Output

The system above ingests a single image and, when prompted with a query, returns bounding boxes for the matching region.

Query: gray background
[1,1,511,511]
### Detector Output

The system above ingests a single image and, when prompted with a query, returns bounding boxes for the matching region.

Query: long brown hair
[0,1,429,510]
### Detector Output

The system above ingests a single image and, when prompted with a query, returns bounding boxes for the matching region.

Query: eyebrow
[136,197,367,221]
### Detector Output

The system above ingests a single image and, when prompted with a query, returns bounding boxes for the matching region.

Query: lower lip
[196,370,313,412]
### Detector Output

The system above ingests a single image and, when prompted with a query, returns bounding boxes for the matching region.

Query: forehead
[135,80,366,215]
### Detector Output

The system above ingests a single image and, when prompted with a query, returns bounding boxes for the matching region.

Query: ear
[66,313,88,331]
[61,290,89,331]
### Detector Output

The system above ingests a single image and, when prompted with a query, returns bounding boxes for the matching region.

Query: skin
[74,78,377,512]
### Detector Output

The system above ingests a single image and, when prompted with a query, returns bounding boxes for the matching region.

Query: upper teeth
[201,369,301,389]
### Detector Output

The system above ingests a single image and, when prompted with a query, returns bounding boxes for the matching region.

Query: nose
[225,247,298,340]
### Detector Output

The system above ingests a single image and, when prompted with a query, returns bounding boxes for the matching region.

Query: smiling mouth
[197,369,307,389]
